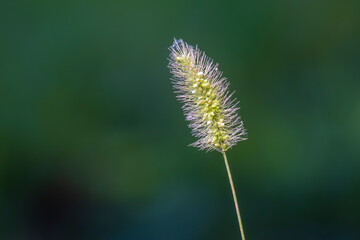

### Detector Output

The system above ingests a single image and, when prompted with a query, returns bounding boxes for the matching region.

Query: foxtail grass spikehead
[168,39,247,152]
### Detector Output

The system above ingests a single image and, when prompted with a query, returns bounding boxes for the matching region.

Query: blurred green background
[1,0,360,239]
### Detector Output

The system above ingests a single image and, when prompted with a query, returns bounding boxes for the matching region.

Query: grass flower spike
[168,39,248,240]
[168,39,247,152]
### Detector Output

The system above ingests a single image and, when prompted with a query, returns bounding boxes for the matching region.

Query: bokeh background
[1,0,360,239]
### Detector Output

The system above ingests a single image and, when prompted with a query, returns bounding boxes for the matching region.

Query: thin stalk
[222,151,246,240]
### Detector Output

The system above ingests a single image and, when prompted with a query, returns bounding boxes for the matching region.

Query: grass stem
[222,151,246,240]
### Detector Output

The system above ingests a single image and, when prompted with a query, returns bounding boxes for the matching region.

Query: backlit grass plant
[168,39,248,239]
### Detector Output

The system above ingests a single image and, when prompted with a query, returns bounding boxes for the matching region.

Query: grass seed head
[168,39,247,152]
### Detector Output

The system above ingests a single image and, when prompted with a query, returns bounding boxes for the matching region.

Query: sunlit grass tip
[168,38,247,152]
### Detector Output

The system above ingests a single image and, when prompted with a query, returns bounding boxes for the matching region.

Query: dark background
[1,0,360,239]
